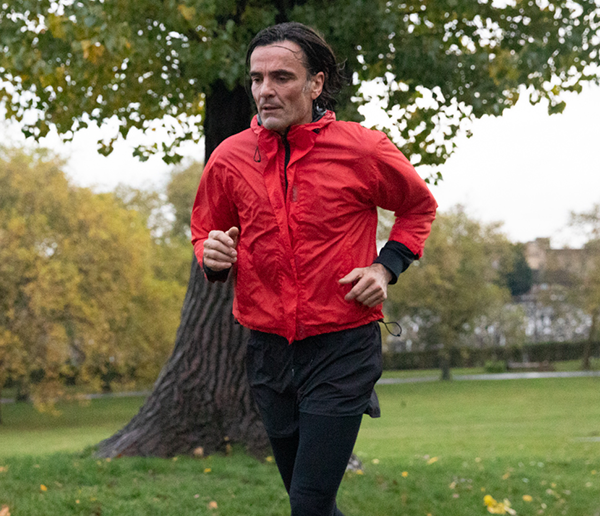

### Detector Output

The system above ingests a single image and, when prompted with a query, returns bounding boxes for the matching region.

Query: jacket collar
[250,110,336,140]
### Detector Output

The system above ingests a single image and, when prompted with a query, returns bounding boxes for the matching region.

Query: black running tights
[268,412,363,516]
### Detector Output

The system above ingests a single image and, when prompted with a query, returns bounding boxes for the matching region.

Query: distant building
[524,237,594,284]
[521,238,594,342]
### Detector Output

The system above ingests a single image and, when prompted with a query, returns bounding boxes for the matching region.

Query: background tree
[0,147,185,422]
[1,0,599,455]
[385,207,515,379]
[568,204,600,370]
[502,243,534,297]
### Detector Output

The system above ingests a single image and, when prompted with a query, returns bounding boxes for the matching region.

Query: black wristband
[373,241,418,285]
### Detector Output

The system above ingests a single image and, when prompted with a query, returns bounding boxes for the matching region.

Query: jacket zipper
[282,134,291,199]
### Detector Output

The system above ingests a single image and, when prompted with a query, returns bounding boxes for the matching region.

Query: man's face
[250,40,324,134]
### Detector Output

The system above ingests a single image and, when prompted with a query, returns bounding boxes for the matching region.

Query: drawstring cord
[380,320,402,338]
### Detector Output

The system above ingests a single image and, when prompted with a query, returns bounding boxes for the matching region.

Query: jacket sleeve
[369,133,437,258]
[190,153,239,282]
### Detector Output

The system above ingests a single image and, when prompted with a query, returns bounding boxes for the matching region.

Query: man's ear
[311,72,325,100]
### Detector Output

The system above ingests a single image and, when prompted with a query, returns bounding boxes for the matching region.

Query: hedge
[383,340,600,370]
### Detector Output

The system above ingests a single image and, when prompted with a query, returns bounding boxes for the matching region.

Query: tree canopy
[1,0,599,172]
[384,206,521,369]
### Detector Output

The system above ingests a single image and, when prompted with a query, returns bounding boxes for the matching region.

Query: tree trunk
[97,82,268,458]
[582,309,598,371]
[439,348,452,381]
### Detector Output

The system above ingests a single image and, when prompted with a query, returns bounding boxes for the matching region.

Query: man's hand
[339,263,393,307]
[203,227,239,271]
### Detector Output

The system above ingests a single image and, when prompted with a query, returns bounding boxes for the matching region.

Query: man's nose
[259,78,275,97]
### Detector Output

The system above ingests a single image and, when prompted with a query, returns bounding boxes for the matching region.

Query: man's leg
[268,431,300,493]
[288,412,363,516]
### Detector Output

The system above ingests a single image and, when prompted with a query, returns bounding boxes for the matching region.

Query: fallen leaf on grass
[522,495,533,502]
[208,501,218,510]
[426,457,439,465]
[401,471,408,478]
[0,505,10,516]
[204,468,212,474]
[483,494,516,515]
[0,466,7,473]
[40,484,48,492]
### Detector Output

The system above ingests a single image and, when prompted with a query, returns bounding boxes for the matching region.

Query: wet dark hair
[246,22,345,112]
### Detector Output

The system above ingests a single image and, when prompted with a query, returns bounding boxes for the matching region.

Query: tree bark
[97,82,268,458]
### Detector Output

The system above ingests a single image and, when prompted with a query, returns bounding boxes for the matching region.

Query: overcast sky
[3,83,599,249]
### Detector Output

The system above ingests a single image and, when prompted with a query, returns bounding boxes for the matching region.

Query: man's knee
[289,482,338,516]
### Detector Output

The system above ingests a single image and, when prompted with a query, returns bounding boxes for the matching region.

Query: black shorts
[246,322,382,438]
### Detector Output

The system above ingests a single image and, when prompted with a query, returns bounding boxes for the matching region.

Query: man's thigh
[246,322,382,437]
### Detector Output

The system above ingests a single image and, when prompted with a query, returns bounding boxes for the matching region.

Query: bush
[383,340,600,370]
[484,360,507,373]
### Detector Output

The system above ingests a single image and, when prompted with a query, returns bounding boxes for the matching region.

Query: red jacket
[191,111,436,343]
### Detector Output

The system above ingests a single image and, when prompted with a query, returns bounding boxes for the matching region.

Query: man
[191,22,437,516]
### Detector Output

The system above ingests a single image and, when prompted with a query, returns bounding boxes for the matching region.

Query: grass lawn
[1,376,599,515]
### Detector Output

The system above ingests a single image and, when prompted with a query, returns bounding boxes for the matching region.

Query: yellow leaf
[401,471,408,478]
[40,484,48,492]
[426,456,439,465]
[208,501,218,510]
[356,469,364,475]
[522,495,533,502]
[204,468,212,473]
[47,14,66,39]
[484,494,496,507]
[371,458,379,464]
[177,4,196,21]
[81,40,105,64]
[0,505,10,516]
[502,472,510,479]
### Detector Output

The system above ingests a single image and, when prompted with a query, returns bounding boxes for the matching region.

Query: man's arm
[191,153,240,282]
[370,133,438,260]
[340,133,436,307]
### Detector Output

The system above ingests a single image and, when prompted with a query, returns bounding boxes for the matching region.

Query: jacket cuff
[373,241,418,285]
[203,260,230,283]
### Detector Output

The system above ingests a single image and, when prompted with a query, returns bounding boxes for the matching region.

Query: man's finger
[226,226,240,246]
[204,239,237,258]
[360,289,385,307]
[339,268,363,285]
[208,229,236,249]
[344,276,373,301]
